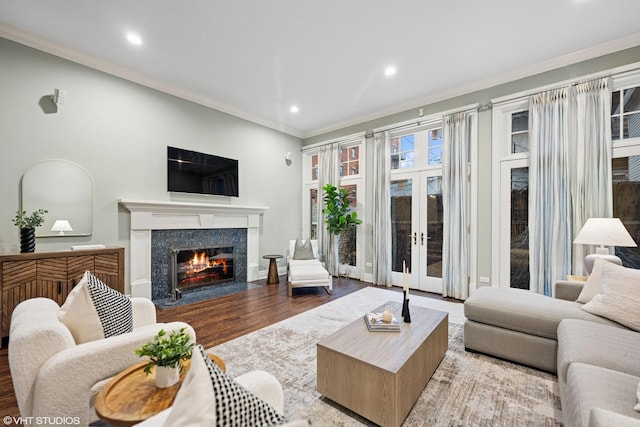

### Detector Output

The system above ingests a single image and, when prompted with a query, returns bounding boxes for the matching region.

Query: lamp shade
[51,219,73,235]
[573,218,637,248]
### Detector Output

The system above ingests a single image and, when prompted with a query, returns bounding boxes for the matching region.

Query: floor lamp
[573,218,637,274]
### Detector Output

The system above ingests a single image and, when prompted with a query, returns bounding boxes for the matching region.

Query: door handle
[408,233,417,244]
[421,233,425,245]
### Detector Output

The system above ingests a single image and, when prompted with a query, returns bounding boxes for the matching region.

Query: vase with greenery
[135,327,195,388]
[12,209,47,253]
[322,184,362,271]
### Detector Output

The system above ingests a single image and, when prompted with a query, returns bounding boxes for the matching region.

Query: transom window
[340,146,360,177]
[428,129,443,165]
[391,134,415,169]
[311,154,318,180]
[612,86,640,141]
[511,111,529,153]
[390,127,443,170]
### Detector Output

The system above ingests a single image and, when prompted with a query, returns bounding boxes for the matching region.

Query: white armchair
[9,297,195,427]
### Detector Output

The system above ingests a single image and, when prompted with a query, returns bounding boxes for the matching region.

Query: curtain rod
[491,65,632,106]
[371,102,479,135]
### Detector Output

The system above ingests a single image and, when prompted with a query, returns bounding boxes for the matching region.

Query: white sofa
[9,297,195,427]
[287,239,332,297]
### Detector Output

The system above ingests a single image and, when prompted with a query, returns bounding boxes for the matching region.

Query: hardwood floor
[0,276,450,418]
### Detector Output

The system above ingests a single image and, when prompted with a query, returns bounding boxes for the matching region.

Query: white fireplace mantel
[119,199,269,299]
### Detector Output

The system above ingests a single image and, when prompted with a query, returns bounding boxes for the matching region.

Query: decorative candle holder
[402,291,411,323]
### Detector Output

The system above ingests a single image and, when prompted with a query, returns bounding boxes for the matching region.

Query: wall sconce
[51,88,67,106]
[51,219,73,236]
[284,152,292,166]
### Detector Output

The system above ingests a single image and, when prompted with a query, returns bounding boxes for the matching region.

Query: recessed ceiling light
[384,66,397,77]
[290,105,299,114]
[126,33,143,46]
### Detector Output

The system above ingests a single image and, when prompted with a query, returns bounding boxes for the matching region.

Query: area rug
[209,287,563,426]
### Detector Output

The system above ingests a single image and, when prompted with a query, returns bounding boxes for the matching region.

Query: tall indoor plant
[322,184,362,274]
[12,209,47,253]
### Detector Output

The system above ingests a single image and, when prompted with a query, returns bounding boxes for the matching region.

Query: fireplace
[169,245,235,299]
[119,199,268,300]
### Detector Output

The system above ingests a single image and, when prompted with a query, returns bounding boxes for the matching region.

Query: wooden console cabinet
[0,247,124,339]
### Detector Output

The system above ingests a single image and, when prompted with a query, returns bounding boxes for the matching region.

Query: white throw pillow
[58,271,133,344]
[162,345,216,426]
[576,258,607,303]
[581,262,640,332]
[166,345,286,427]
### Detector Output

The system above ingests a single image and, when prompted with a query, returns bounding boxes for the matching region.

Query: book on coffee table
[364,312,401,332]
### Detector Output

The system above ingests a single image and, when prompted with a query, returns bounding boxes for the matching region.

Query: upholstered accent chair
[9,297,195,427]
[287,239,332,296]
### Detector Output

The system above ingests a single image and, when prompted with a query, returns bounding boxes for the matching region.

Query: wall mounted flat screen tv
[167,146,239,197]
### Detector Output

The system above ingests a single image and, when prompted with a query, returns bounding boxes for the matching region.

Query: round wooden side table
[95,354,225,426]
[263,254,283,284]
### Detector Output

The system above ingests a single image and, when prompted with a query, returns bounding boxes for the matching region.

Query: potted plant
[135,328,195,388]
[322,184,362,275]
[12,209,47,253]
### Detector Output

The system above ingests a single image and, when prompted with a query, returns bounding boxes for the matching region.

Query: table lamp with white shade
[573,218,637,274]
[51,219,73,236]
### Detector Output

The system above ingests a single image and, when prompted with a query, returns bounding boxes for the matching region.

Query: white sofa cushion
[58,271,133,344]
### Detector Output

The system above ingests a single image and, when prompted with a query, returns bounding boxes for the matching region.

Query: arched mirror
[21,160,93,237]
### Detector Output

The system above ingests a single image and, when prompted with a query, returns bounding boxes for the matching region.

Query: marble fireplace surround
[119,199,268,299]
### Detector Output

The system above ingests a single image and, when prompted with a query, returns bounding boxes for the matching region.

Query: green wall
[0,37,303,291]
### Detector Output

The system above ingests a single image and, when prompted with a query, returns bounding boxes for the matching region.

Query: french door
[390,170,443,293]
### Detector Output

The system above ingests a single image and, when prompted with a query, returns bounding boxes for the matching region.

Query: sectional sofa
[463,259,640,427]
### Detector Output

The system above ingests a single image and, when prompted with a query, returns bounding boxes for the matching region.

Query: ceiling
[1,1,640,139]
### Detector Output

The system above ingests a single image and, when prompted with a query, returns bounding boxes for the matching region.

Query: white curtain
[442,112,470,300]
[529,88,571,296]
[570,78,613,275]
[317,143,340,276]
[372,132,392,286]
[529,78,612,295]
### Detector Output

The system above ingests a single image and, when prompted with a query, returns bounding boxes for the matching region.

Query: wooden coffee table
[317,301,448,427]
[95,354,225,426]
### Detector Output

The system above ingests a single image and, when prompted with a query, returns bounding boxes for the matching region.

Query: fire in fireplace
[169,246,235,300]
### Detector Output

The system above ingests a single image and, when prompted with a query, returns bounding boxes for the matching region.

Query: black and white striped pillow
[85,271,132,338]
[198,345,286,426]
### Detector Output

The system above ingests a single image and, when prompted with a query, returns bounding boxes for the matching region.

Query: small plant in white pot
[135,328,194,388]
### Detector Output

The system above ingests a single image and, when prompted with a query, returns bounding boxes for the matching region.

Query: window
[510,167,529,289]
[428,129,443,165]
[340,146,360,177]
[511,111,529,153]
[612,86,640,141]
[311,154,318,180]
[612,156,640,269]
[310,188,318,240]
[494,72,640,289]
[391,134,415,169]
[390,128,443,170]
[338,184,358,266]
